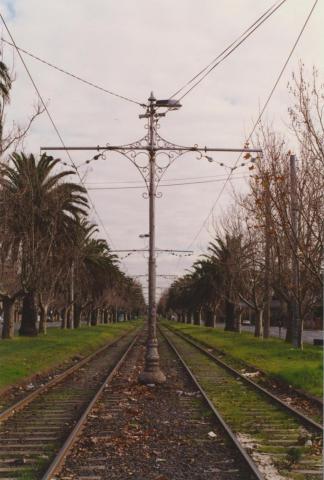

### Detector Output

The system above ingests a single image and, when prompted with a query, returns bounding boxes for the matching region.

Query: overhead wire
[85,172,249,185]
[186,0,319,250]
[1,37,145,107]
[168,0,288,102]
[0,13,119,256]
[87,175,249,190]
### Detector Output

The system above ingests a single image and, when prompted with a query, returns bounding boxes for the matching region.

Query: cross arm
[40,146,262,153]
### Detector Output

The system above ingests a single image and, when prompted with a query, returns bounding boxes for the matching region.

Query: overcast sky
[0,0,323,299]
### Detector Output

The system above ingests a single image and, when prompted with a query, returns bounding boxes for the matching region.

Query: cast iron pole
[139,92,166,384]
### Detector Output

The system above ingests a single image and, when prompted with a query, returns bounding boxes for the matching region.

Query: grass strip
[163,321,323,398]
[0,321,140,390]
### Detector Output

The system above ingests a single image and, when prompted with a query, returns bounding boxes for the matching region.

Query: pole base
[138,368,166,385]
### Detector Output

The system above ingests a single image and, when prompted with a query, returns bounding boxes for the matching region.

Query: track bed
[58,332,256,480]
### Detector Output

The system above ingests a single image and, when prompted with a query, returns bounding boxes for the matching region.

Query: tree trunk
[233,309,241,333]
[19,292,38,336]
[61,308,67,329]
[91,310,98,326]
[74,304,82,328]
[298,317,304,349]
[39,303,48,334]
[254,309,264,338]
[66,307,73,329]
[193,310,201,325]
[236,311,242,333]
[263,298,271,339]
[14,308,19,325]
[285,302,293,343]
[113,306,118,323]
[224,300,236,331]
[204,309,215,327]
[1,297,15,339]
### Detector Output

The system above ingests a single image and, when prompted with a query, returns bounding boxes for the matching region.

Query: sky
[0,0,323,300]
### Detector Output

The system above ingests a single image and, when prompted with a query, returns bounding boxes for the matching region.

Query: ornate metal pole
[40,94,262,384]
[139,92,166,384]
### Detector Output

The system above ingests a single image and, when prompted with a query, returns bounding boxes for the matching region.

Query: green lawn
[0,322,140,391]
[163,321,323,398]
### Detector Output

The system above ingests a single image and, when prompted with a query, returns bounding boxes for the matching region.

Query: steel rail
[41,331,140,480]
[163,324,323,432]
[159,326,265,480]
[0,327,138,422]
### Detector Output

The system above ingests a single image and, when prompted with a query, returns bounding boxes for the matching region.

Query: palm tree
[64,218,120,328]
[205,235,244,331]
[0,60,11,102]
[0,58,12,153]
[0,152,88,336]
[191,258,222,326]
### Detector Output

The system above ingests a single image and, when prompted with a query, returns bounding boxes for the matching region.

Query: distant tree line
[0,54,145,339]
[159,65,323,349]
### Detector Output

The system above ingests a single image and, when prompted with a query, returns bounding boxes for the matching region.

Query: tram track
[162,324,323,422]
[1,322,321,479]
[57,329,259,480]
[0,327,140,480]
[160,325,323,480]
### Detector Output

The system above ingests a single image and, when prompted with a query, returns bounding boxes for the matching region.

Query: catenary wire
[85,172,248,185]
[169,0,288,103]
[1,37,145,107]
[186,0,319,250]
[0,13,119,255]
[169,0,284,100]
[87,175,249,190]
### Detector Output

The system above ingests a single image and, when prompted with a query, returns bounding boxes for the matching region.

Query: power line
[186,0,318,250]
[169,0,287,102]
[1,37,145,107]
[0,13,118,253]
[85,172,248,185]
[87,175,249,190]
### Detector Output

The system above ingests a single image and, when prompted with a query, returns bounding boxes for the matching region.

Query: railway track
[160,325,323,480]
[1,323,321,479]
[57,330,259,480]
[0,327,140,480]
[162,325,323,423]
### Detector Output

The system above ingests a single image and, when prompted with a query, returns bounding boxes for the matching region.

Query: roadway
[216,323,323,345]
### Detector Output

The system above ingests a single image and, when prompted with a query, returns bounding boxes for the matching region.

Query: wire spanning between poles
[0,13,119,255]
[86,175,250,190]
[1,37,145,107]
[186,0,318,250]
[168,0,287,103]
[111,248,194,261]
